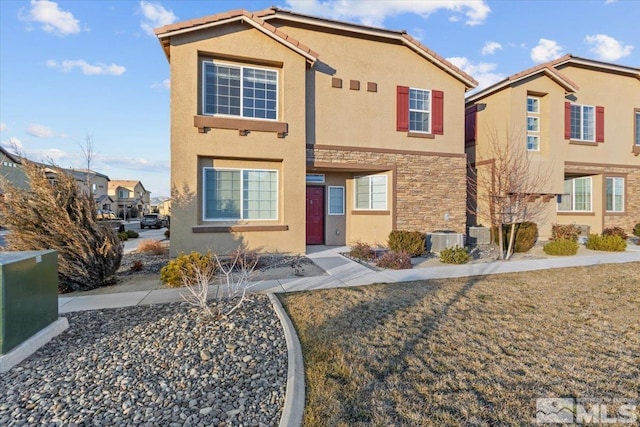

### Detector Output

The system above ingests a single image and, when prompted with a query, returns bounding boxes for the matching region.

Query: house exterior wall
[163,12,471,256]
[468,61,640,238]
[168,24,308,256]
[0,156,27,192]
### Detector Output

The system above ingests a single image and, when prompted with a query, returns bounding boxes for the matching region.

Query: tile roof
[155,8,319,63]
[467,54,640,103]
[155,7,478,88]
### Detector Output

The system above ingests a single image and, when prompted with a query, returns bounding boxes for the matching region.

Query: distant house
[0,146,28,196]
[155,7,477,255]
[465,55,640,237]
[68,169,114,211]
[108,180,151,219]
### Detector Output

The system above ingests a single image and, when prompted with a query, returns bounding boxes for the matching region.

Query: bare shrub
[348,241,375,261]
[180,247,260,319]
[137,239,168,255]
[375,251,412,270]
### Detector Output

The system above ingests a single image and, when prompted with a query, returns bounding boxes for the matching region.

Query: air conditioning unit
[467,226,491,246]
[426,232,465,253]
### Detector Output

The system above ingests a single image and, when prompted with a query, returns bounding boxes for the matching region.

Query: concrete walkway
[58,244,640,313]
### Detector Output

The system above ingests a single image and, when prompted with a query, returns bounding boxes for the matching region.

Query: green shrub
[387,231,425,256]
[160,251,216,288]
[439,246,470,264]
[585,234,627,252]
[375,251,412,270]
[602,227,627,240]
[126,229,139,238]
[634,223,640,237]
[493,222,538,253]
[543,239,579,256]
[348,241,375,261]
[117,232,129,241]
[550,224,581,242]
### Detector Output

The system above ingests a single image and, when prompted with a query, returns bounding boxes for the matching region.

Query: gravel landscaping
[0,296,287,426]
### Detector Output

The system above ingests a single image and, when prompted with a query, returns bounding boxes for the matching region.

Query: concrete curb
[0,317,69,373]
[268,293,305,427]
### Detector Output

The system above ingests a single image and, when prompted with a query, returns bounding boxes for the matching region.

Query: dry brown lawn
[279,262,640,426]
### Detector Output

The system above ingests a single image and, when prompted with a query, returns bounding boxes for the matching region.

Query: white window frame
[202,167,278,221]
[306,174,325,183]
[118,189,129,199]
[570,104,595,142]
[605,177,624,213]
[527,96,541,151]
[354,175,388,211]
[557,176,592,212]
[635,110,640,146]
[202,60,278,121]
[327,186,345,215]
[409,88,431,133]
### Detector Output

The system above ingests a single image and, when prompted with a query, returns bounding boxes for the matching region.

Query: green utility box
[0,250,58,355]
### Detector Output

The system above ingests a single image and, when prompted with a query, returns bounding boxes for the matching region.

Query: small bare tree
[180,248,260,319]
[468,127,551,260]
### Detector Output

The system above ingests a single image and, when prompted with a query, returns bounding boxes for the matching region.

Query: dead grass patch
[136,239,168,255]
[279,262,640,426]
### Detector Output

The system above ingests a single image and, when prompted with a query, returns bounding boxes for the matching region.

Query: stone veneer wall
[309,147,467,233]
[603,167,640,233]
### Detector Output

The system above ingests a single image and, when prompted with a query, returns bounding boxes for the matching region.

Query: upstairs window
[203,62,278,120]
[527,96,540,151]
[409,88,431,133]
[397,86,444,135]
[635,110,640,146]
[118,189,129,199]
[565,102,604,142]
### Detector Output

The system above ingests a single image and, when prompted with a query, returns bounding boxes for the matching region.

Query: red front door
[306,186,324,245]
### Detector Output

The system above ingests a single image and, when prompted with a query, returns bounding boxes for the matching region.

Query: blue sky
[0,0,637,197]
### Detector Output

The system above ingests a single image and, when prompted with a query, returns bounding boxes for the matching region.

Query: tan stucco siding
[276,22,467,154]
[168,25,308,256]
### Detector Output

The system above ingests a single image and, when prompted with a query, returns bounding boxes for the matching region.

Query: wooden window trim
[351,210,390,216]
[192,225,289,233]
[194,115,288,138]
[407,132,436,139]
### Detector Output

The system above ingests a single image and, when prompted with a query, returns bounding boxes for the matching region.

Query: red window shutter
[564,102,571,140]
[396,86,409,132]
[596,106,605,142]
[432,90,444,135]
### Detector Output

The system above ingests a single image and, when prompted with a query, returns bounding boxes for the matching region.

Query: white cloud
[139,1,177,36]
[46,59,126,76]
[481,41,502,56]
[584,34,633,61]
[530,38,564,63]
[151,79,170,89]
[447,56,506,90]
[0,122,6,132]
[285,0,490,27]
[24,0,80,36]
[26,123,55,138]
[1,137,24,151]
[99,156,170,173]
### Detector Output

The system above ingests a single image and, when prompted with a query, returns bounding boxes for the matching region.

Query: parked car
[96,210,125,233]
[140,213,168,229]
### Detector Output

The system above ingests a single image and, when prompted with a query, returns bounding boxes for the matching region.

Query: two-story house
[108,180,151,219]
[155,7,477,255]
[466,55,640,238]
[67,169,114,211]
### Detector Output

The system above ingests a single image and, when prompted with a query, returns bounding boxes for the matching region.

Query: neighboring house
[158,199,171,216]
[155,7,477,255]
[108,180,151,219]
[0,146,28,195]
[466,55,640,238]
[68,169,114,211]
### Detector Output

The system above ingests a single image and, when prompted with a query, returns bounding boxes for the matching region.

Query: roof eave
[155,14,318,65]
